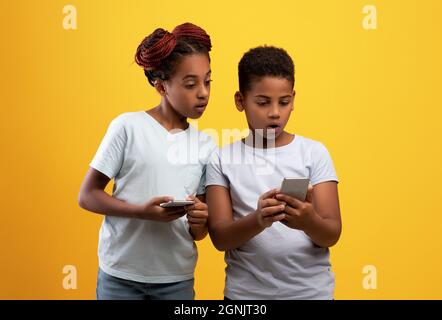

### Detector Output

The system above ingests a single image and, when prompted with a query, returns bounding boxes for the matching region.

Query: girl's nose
[198,84,209,99]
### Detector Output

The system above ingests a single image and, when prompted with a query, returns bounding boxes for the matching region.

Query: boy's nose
[268,104,280,118]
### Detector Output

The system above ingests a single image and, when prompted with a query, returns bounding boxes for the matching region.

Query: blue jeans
[96,268,195,300]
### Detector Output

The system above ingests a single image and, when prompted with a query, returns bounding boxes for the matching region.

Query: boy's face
[235,76,295,140]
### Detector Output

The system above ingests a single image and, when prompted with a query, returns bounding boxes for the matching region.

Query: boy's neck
[243,130,294,149]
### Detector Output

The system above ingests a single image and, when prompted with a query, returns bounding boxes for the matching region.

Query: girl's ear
[154,80,167,96]
[234,91,245,112]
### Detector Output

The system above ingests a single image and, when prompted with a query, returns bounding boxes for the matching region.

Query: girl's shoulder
[108,111,148,128]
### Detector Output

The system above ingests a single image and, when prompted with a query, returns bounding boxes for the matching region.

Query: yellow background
[1,0,441,299]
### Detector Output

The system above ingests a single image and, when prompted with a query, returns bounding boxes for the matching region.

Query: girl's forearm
[189,225,208,241]
[78,188,140,219]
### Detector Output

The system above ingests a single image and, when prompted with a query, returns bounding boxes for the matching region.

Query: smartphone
[280,177,310,201]
[160,200,195,208]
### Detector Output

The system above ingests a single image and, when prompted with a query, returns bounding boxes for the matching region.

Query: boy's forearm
[210,211,264,251]
[303,213,341,248]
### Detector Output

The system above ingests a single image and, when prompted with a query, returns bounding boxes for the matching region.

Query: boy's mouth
[266,124,280,130]
[264,124,281,136]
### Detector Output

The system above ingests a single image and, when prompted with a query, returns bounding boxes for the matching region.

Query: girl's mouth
[194,104,207,112]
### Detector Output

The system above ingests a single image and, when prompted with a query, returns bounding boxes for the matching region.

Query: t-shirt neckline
[240,134,299,153]
[142,111,191,137]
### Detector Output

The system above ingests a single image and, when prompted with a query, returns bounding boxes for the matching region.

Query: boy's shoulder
[295,134,326,149]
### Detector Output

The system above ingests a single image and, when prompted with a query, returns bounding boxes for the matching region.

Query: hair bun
[172,22,211,52]
[135,28,177,70]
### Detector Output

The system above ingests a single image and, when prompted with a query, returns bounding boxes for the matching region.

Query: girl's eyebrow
[182,70,211,80]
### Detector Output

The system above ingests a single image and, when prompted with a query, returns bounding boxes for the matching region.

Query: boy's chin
[253,128,283,141]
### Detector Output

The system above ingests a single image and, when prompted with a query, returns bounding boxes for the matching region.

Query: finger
[186,210,208,219]
[306,185,314,203]
[259,188,280,201]
[261,205,286,217]
[186,195,202,203]
[283,205,300,217]
[275,194,303,208]
[261,198,286,209]
[185,202,207,212]
[273,213,286,221]
[152,196,174,205]
[187,216,207,224]
[263,213,286,222]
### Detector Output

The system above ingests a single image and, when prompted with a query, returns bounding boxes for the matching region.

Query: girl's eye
[256,101,268,106]
[185,84,196,89]
[280,101,290,106]
[205,79,212,86]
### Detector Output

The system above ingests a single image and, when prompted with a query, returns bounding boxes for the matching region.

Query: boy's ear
[154,80,167,96]
[234,91,245,112]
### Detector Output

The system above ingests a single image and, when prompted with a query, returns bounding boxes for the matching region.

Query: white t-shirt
[90,111,215,283]
[206,135,339,299]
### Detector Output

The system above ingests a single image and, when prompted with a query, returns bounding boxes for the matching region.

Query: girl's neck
[147,100,188,131]
[243,130,294,149]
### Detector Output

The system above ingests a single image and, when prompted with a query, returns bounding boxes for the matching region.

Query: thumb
[186,195,201,203]
[151,196,174,205]
[306,185,314,203]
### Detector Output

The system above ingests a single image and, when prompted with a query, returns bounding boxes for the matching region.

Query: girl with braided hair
[78,23,215,300]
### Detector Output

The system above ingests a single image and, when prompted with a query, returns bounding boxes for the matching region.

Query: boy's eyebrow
[182,70,211,80]
[254,94,293,99]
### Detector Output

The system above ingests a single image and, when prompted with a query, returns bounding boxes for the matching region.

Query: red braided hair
[135,23,211,71]
[172,22,212,52]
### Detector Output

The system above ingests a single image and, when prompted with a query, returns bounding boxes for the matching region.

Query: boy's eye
[256,101,268,106]
[280,101,290,106]
[205,79,212,85]
[185,83,196,89]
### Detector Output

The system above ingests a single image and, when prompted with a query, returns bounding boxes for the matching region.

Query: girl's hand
[137,196,186,222]
[255,189,286,229]
[275,185,316,230]
[185,195,209,240]
[184,195,209,228]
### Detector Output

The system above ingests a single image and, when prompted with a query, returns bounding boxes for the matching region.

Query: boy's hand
[275,185,316,230]
[256,189,286,228]
[184,195,209,229]
[137,196,186,222]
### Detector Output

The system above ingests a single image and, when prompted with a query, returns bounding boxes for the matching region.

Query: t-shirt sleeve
[310,142,339,186]
[90,115,127,179]
[196,165,207,195]
[205,148,229,188]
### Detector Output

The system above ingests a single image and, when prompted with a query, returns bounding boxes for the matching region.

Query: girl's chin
[187,112,204,120]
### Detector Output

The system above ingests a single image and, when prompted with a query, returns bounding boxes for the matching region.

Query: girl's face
[162,53,211,119]
[235,76,295,140]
